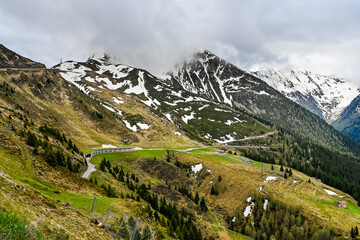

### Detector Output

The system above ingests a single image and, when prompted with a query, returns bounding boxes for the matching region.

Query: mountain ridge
[0,44,46,69]
[252,68,360,123]
[167,50,360,156]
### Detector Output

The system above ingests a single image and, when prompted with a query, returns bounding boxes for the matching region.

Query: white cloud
[0,0,360,86]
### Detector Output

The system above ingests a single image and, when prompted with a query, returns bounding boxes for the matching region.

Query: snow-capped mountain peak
[253,69,360,123]
[87,52,116,65]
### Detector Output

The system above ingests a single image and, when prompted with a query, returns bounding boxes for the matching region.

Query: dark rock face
[0,44,46,69]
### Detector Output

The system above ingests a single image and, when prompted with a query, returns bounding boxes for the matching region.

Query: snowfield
[254,69,360,123]
[264,176,278,183]
[137,123,150,130]
[263,199,269,210]
[324,189,337,196]
[182,112,195,124]
[244,202,255,217]
[191,163,203,176]
[123,120,137,132]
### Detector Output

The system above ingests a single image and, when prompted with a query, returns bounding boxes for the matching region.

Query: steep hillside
[87,147,360,239]
[53,53,271,145]
[1,46,360,240]
[167,50,360,156]
[252,68,360,123]
[333,95,360,143]
[0,44,46,69]
[0,68,201,150]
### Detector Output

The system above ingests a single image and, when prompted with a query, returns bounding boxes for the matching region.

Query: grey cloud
[1,0,360,86]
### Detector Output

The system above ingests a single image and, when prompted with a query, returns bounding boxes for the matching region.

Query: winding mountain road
[82,157,96,179]
[81,132,274,179]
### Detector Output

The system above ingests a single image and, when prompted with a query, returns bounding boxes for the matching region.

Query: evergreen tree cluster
[350,226,359,239]
[230,195,340,240]
[100,184,116,198]
[39,124,79,153]
[175,186,208,212]
[97,160,204,239]
[238,129,360,205]
[21,129,80,172]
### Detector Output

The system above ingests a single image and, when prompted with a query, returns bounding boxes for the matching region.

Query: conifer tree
[194,191,199,204]
[200,197,207,211]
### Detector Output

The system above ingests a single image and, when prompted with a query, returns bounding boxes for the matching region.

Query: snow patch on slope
[254,69,360,123]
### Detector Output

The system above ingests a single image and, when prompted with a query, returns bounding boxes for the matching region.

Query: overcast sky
[1,0,360,86]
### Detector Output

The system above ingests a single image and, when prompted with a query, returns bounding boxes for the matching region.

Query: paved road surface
[81,132,274,179]
[82,157,96,179]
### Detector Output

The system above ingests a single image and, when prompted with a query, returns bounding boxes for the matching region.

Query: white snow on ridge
[191,163,203,176]
[263,199,269,210]
[84,76,96,83]
[254,69,360,123]
[214,108,232,113]
[113,97,124,104]
[198,104,209,111]
[124,72,147,95]
[173,131,182,136]
[137,123,150,130]
[247,197,252,203]
[123,120,137,132]
[324,189,337,196]
[225,117,246,125]
[182,112,195,124]
[101,104,116,113]
[101,103,122,115]
[214,134,235,143]
[259,90,270,96]
[96,64,131,79]
[204,133,212,139]
[164,101,177,106]
[264,176,278,183]
[164,113,173,123]
[154,85,163,91]
[244,202,255,217]
[101,144,117,148]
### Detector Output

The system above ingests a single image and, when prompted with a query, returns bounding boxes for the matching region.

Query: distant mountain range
[253,68,360,124]
[166,50,360,148]
[54,52,270,144]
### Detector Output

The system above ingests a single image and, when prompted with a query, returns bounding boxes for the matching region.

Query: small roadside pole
[120,211,129,228]
[90,196,96,218]
[116,211,129,235]
[130,217,141,240]
[104,205,113,228]
[141,216,155,240]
